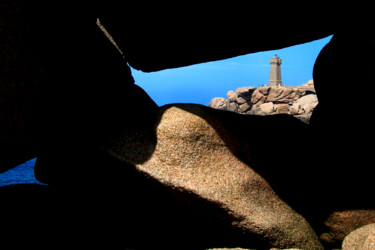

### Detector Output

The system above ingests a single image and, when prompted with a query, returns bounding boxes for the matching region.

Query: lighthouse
[269,53,282,87]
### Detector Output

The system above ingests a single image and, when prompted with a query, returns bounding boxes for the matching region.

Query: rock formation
[104,104,323,249]
[208,80,317,123]
[342,223,375,250]
[320,210,375,246]
[1,2,375,249]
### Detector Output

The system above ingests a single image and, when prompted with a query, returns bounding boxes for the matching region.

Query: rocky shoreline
[208,80,317,123]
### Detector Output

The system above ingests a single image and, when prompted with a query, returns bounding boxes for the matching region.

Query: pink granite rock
[342,223,375,250]
[104,104,323,249]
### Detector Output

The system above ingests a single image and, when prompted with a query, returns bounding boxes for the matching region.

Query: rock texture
[105,104,323,249]
[320,210,375,247]
[208,80,317,123]
[342,223,375,250]
[2,3,375,249]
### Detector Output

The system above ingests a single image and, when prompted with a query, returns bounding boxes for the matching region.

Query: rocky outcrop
[208,80,317,123]
[104,104,323,249]
[2,3,375,249]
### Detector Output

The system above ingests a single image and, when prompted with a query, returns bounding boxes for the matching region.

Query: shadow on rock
[103,103,324,249]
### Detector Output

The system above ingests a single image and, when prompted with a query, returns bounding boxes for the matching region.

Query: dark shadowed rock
[103,4,334,72]
[310,29,375,249]
[2,2,375,249]
[0,2,333,172]
[0,2,42,172]
[0,184,50,248]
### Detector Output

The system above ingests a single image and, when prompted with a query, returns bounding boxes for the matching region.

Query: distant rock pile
[208,80,317,123]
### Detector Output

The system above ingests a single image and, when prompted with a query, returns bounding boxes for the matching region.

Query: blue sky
[131,35,332,106]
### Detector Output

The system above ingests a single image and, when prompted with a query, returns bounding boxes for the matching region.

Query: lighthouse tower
[269,53,282,87]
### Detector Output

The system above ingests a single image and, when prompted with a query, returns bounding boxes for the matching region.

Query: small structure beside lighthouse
[269,53,282,87]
